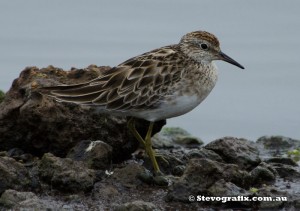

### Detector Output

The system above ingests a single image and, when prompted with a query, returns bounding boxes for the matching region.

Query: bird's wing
[46,45,185,111]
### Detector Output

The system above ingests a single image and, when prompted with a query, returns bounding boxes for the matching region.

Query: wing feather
[42,45,187,112]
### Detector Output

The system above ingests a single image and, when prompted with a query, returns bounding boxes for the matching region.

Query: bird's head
[180,31,244,69]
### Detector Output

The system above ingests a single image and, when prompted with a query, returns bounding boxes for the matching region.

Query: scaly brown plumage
[41,31,244,173]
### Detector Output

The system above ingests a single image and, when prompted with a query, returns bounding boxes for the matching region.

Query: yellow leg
[127,118,161,173]
[127,118,145,148]
[144,122,161,173]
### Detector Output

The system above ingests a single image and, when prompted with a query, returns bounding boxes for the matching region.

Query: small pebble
[172,165,185,176]
[153,175,169,187]
[137,171,153,185]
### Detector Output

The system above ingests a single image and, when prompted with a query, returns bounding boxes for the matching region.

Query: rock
[205,137,261,169]
[114,200,159,211]
[166,158,251,202]
[258,198,284,209]
[258,161,278,176]
[38,153,96,192]
[0,189,37,208]
[173,136,203,147]
[0,151,7,157]
[0,90,4,103]
[171,165,185,176]
[265,157,298,166]
[207,179,249,196]
[250,165,276,185]
[110,163,147,188]
[7,148,35,165]
[294,198,300,208]
[0,66,165,161]
[92,182,120,201]
[0,157,31,194]
[152,127,203,149]
[271,163,300,179]
[136,170,154,185]
[207,179,251,206]
[257,136,300,150]
[7,147,24,158]
[92,164,167,209]
[153,175,170,187]
[255,187,288,209]
[186,148,223,162]
[257,136,300,159]
[142,149,186,174]
[67,140,113,170]
[14,197,68,210]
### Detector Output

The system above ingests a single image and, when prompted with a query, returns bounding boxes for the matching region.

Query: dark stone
[271,163,300,179]
[0,157,31,194]
[257,136,300,150]
[153,175,170,187]
[137,171,154,185]
[207,179,251,206]
[250,165,276,185]
[294,198,300,208]
[0,151,7,157]
[67,140,113,170]
[186,148,223,162]
[255,187,288,209]
[173,136,203,147]
[265,157,298,166]
[0,66,165,162]
[92,164,155,208]
[256,136,300,159]
[110,163,147,188]
[258,162,278,176]
[166,158,251,202]
[12,197,69,210]
[152,127,203,149]
[38,153,96,192]
[0,189,37,208]
[114,200,158,211]
[172,165,185,176]
[205,137,261,169]
[7,148,35,165]
[208,179,249,196]
[142,149,186,174]
[92,182,120,202]
[7,148,24,158]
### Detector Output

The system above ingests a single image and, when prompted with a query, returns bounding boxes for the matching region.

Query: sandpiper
[42,31,244,173]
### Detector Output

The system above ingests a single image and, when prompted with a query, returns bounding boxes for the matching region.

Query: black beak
[219,51,244,69]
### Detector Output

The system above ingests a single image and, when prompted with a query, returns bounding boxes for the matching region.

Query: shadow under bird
[40,30,244,174]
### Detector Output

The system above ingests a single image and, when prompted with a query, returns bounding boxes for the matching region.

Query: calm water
[0,0,299,142]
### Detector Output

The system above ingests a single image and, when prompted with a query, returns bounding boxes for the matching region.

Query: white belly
[139,95,202,121]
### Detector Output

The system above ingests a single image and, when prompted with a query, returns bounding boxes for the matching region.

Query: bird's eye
[200,43,208,50]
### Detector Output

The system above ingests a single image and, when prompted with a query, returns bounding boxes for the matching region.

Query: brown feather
[42,45,187,112]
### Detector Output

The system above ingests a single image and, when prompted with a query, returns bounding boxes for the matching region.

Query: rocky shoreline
[0,66,299,210]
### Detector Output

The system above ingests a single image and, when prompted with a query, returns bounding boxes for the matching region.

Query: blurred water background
[0,0,299,142]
